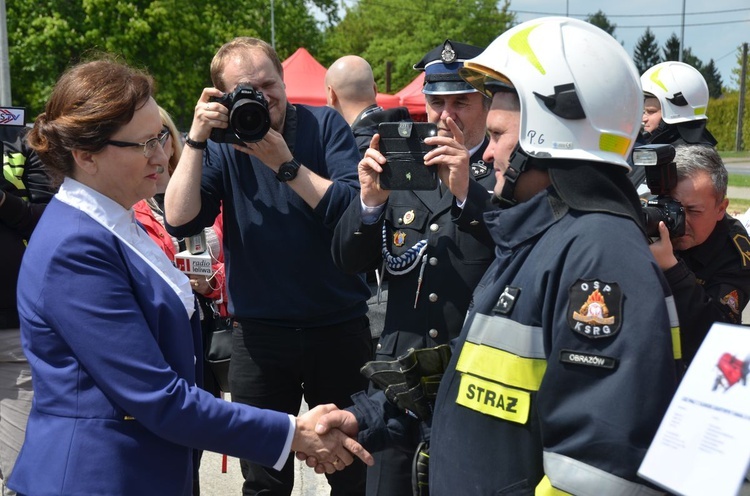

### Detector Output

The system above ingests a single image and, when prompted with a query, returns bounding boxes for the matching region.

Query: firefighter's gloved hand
[360,345,451,421]
[412,441,430,496]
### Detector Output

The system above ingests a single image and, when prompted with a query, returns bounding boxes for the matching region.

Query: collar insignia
[471,160,490,178]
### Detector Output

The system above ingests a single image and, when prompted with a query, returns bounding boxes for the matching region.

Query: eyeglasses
[106,127,171,158]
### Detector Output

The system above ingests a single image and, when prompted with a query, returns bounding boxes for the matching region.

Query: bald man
[326,55,411,157]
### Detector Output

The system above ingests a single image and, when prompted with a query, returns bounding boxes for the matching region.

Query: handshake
[291,404,365,474]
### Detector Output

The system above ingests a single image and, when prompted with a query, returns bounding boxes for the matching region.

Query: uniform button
[429,329,438,338]
[430,223,439,232]
[429,257,438,266]
[429,293,438,302]
[398,217,403,224]
[376,343,382,351]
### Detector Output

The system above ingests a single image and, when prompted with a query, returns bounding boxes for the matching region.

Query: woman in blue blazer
[9,57,371,496]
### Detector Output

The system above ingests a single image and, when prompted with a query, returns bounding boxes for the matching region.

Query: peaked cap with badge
[414,40,484,95]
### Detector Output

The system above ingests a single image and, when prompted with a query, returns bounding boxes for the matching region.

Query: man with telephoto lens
[165,37,371,495]
[648,144,750,364]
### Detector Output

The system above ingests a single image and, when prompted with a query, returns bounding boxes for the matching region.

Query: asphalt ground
[199,397,332,496]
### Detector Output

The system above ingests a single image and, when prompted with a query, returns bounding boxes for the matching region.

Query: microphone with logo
[175,231,212,276]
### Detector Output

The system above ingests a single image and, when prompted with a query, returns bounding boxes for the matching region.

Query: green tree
[633,28,661,75]
[663,33,681,61]
[586,10,617,40]
[319,0,515,93]
[6,0,328,129]
[701,59,723,98]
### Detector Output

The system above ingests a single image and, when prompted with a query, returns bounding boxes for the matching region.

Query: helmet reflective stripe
[508,24,546,76]
[641,61,709,124]
[461,17,641,170]
[648,67,669,93]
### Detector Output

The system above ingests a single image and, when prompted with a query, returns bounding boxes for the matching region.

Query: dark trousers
[366,447,414,496]
[230,316,372,496]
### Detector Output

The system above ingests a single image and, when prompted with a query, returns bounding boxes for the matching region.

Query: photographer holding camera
[648,145,750,364]
[164,37,372,495]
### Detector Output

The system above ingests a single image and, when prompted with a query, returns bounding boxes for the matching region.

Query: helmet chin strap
[492,143,531,208]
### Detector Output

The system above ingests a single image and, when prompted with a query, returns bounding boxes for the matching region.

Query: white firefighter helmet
[459,17,642,170]
[641,61,709,124]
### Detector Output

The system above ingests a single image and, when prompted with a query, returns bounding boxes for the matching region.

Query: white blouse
[56,177,195,318]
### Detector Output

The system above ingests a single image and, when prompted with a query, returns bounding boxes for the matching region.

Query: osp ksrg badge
[567,279,623,339]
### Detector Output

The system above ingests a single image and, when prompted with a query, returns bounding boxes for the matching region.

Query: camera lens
[230,99,271,142]
[642,206,667,238]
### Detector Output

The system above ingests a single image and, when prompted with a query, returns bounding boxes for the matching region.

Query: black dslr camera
[209,84,271,144]
[632,144,686,238]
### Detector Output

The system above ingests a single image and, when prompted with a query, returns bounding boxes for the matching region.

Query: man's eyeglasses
[106,127,170,158]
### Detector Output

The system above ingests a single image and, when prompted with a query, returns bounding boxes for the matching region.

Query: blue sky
[511,1,750,90]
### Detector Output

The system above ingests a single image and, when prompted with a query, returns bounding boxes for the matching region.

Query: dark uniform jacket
[351,105,413,158]
[333,141,495,358]
[351,172,681,495]
[665,214,750,363]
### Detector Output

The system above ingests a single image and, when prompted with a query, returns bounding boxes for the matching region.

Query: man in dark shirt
[165,37,371,495]
[649,144,750,363]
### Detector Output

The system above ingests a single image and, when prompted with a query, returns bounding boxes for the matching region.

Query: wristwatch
[276,158,301,182]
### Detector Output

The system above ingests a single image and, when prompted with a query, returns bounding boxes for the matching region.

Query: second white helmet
[641,61,709,124]
[460,17,642,170]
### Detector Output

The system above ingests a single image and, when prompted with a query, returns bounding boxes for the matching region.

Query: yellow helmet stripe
[649,67,668,93]
[599,133,631,157]
[509,23,546,75]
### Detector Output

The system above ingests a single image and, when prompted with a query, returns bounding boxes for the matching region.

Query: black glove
[360,344,452,421]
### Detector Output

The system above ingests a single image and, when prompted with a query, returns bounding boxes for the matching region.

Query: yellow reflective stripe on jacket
[458,313,547,391]
[456,341,547,391]
[535,475,571,496]
[666,295,682,360]
[3,152,26,191]
[456,372,531,424]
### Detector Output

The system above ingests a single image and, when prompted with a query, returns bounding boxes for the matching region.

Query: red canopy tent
[281,48,328,106]
[281,48,401,109]
[395,73,427,121]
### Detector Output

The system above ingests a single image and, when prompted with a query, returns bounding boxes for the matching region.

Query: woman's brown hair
[27,55,154,184]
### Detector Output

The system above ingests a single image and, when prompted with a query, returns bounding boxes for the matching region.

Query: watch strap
[276,159,301,182]
[185,136,207,150]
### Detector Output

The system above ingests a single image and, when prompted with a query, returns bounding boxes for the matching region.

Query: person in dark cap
[414,40,492,171]
[331,39,496,496]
